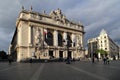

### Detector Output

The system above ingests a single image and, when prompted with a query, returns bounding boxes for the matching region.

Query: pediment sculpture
[50,8,66,24]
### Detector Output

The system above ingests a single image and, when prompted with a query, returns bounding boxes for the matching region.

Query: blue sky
[0,0,120,52]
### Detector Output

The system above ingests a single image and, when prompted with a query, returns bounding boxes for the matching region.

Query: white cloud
[0,0,21,51]
[0,0,120,51]
[65,0,120,39]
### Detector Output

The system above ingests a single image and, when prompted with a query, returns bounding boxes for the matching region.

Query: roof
[99,29,107,35]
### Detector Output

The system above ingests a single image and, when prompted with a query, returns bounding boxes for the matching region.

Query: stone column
[55,50,59,58]
[41,28,44,46]
[76,34,82,47]
[63,32,67,58]
[17,52,21,62]
[71,51,74,59]
[63,32,67,41]
[71,34,75,47]
[81,34,84,48]
[63,51,67,58]
[8,44,12,55]
[76,34,79,47]
[29,26,32,45]
[54,30,58,57]
[28,26,32,58]
[54,30,58,46]
[18,26,21,46]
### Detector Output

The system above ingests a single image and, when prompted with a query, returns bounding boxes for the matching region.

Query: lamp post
[63,38,71,64]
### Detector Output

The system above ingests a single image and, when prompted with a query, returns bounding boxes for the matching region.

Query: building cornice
[17,18,85,34]
[18,9,84,27]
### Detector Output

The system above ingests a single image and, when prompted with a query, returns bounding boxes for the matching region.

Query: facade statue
[50,11,56,20]
[55,8,62,20]
[34,28,43,59]
[22,6,24,10]
[62,15,66,24]
[34,28,42,46]
[77,35,81,47]
[50,9,66,24]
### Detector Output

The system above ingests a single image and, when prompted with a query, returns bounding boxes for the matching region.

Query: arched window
[67,34,72,47]
[45,32,53,46]
[58,33,63,46]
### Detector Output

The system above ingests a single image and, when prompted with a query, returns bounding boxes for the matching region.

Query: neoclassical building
[10,7,85,62]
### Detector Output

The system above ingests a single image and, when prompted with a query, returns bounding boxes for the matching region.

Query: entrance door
[59,51,63,58]
[59,51,63,61]
[68,51,72,58]
[49,51,53,59]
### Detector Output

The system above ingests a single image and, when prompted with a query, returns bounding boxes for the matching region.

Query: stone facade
[10,8,85,62]
[88,29,119,60]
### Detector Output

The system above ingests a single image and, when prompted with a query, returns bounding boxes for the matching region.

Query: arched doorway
[67,34,72,47]
[58,33,63,46]
[45,31,53,46]
[49,51,54,59]
[68,51,72,58]
[59,51,63,58]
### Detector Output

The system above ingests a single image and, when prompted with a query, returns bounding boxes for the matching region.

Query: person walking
[8,55,12,65]
[29,58,32,63]
[103,56,106,64]
[106,56,110,64]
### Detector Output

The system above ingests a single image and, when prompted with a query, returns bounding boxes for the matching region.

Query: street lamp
[63,38,71,64]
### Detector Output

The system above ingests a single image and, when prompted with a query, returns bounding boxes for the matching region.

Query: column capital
[54,29,58,31]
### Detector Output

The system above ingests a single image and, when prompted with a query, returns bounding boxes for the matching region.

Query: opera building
[10,7,85,62]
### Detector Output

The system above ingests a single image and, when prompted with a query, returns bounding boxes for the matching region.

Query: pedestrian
[66,57,70,64]
[92,54,95,63]
[103,56,106,64]
[106,56,110,64]
[29,58,32,63]
[92,57,94,63]
[8,55,12,65]
[96,55,99,62]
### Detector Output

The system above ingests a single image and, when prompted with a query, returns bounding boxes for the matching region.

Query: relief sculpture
[34,28,42,47]
[50,8,66,24]
[34,27,43,59]
[77,35,81,47]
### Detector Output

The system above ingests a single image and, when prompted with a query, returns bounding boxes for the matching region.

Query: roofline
[11,28,17,44]
[19,10,84,27]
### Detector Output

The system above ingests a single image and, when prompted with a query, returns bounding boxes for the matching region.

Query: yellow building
[10,7,85,62]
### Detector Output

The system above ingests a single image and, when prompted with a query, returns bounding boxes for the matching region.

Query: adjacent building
[88,29,119,60]
[10,7,85,62]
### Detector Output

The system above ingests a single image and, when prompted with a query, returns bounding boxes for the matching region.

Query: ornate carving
[34,28,42,46]
[55,8,62,20]
[77,35,81,47]
[30,6,33,11]
[50,8,66,24]
[22,6,24,10]
[34,27,44,59]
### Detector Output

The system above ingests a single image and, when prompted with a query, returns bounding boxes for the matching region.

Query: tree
[96,49,108,58]
[0,50,8,59]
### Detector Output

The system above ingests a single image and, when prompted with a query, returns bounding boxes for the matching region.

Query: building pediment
[49,8,66,24]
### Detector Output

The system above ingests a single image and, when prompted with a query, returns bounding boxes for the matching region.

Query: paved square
[0,61,120,80]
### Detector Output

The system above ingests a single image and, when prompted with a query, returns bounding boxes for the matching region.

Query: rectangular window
[105,48,107,50]
[104,40,106,42]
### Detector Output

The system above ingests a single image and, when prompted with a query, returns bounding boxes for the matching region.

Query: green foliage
[0,50,8,59]
[96,49,108,56]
